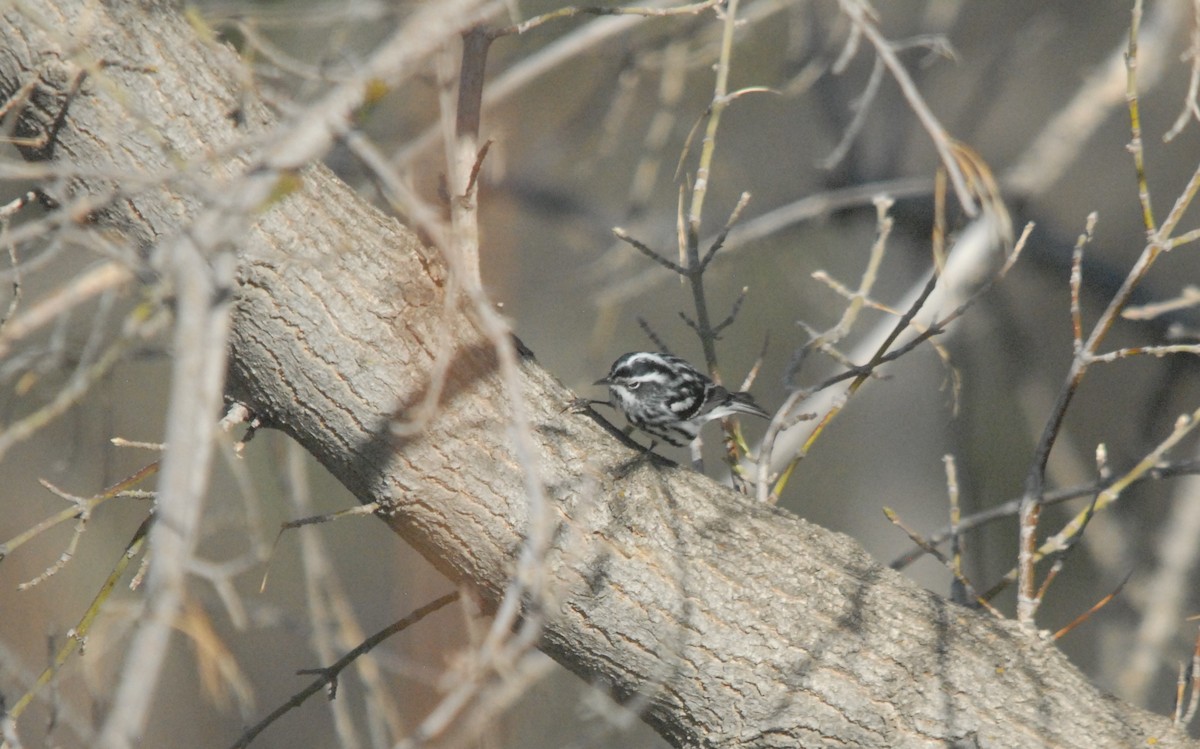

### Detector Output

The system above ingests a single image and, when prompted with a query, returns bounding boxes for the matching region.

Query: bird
[594,351,769,447]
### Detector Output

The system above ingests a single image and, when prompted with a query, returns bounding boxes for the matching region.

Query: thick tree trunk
[0,2,1190,747]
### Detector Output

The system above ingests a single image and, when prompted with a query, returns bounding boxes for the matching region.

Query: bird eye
[627,381,640,390]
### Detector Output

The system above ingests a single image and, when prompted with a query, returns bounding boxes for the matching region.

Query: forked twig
[1015,0,1200,627]
[997,406,1200,604]
[889,459,1200,570]
[837,0,977,216]
[882,506,1002,619]
[228,593,460,749]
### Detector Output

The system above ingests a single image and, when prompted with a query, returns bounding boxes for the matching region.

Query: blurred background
[3,0,1200,746]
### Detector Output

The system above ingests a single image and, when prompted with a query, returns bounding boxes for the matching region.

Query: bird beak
[593,377,610,386]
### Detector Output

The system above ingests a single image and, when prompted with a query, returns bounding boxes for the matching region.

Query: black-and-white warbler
[594,351,769,447]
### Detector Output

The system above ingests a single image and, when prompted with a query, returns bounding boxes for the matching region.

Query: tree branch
[0,2,1189,747]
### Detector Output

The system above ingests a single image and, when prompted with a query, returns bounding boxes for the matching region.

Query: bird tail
[728,390,770,420]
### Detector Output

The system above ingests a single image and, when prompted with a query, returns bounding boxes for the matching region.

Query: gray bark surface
[0,2,1190,747]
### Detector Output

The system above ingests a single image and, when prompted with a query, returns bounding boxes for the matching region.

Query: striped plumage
[594,352,769,447]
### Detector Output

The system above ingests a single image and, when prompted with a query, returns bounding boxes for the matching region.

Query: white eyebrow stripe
[628,370,673,384]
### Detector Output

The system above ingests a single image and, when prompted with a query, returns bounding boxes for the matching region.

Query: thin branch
[7,517,152,723]
[756,196,894,503]
[1088,343,1200,363]
[1052,570,1133,641]
[1127,0,1156,234]
[699,191,752,272]
[1069,215,1097,348]
[637,315,672,354]
[594,177,931,309]
[0,305,167,463]
[283,440,399,745]
[679,0,741,381]
[684,0,739,240]
[1165,225,1200,249]
[227,593,460,749]
[881,506,1002,619]
[612,227,685,274]
[994,406,1200,603]
[837,0,977,215]
[445,25,492,289]
[1163,0,1200,142]
[259,502,383,594]
[710,285,749,336]
[820,56,884,170]
[17,480,96,589]
[0,461,158,562]
[1014,2,1195,627]
[945,454,968,606]
[490,0,722,38]
[889,459,1200,570]
[0,191,36,331]
[1156,153,1200,243]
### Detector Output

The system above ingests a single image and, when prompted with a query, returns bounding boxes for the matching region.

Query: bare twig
[1127,0,1156,234]
[1164,0,1200,142]
[699,191,752,272]
[0,462,159,562]
[1069,215,1096,347]
[637,315,673,354]
[612,227,685,273]
[593,177,932,309]
[99,5,500,746]
[0,191,36,331]
[284,440,400,745]
[491,0,721,37]
[1052,570,1133,641]
[995,407,1200,604]
[837,0,977,215]
[1120,465,1200,701]
[17,480,96,589]
[0,304,167,462]
[228,592,460,749]
[7,517,152,723]
[889,459,1200,570]
[683,0,742,376]
[756,196,894,502]
[1005,0,1182,198]
[1014,1,1200,628]
[881,506,1002,618]
[944,454,967,606]
[258,501,381,593]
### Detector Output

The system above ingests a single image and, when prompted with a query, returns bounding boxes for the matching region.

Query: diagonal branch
[0,3,1189,748]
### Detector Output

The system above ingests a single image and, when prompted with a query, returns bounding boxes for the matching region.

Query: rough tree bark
[0,2,1191,747]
